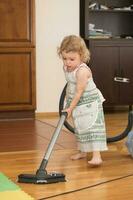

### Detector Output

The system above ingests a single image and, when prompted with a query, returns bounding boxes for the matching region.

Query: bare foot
[88,151,103,166]
[88,158,102,166]
[70,152,87,160]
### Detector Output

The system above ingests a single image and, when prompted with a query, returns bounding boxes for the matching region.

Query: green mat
[0,172,34,200]
[0,172,20,192]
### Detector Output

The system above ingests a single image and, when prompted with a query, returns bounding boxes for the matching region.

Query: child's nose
[66,60,71,66]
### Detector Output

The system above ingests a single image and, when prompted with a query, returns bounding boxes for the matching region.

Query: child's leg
[88,151,102,165]
[70,151,87,160]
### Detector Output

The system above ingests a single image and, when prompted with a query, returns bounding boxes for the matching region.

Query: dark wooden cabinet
[89,40,133,106]
[0,0,36,119]
[80,0,133,107]
[119,47,133,104]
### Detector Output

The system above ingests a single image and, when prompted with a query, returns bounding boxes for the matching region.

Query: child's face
[61,51,82,71]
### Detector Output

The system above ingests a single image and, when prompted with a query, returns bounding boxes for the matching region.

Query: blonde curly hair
[57,35,90,63]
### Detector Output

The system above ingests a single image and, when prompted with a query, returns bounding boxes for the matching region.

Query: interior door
[0,0,36,119]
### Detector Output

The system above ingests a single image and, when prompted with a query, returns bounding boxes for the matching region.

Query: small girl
[58,35,108,166]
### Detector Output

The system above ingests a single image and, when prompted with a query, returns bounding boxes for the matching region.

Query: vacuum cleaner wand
[18,112,68,184]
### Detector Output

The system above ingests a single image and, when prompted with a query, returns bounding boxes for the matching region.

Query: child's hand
[62,107,72,118]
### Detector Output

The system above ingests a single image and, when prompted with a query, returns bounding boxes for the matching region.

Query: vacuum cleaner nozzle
[18,112,67,184]
[18,172,66,184]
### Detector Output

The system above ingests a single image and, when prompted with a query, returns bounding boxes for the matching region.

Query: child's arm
[64,67,91,118]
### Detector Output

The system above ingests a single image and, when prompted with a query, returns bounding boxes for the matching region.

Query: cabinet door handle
[114,77,130,83]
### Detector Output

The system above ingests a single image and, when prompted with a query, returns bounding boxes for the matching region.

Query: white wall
[36,0,79,112]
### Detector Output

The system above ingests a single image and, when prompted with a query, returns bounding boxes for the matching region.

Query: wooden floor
[0,111,133,200]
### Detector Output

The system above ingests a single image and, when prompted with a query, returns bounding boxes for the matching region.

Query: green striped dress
[64,63,108,152]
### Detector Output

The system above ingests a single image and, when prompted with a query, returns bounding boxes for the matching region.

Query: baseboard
[35,112,59,118]
[0,110,35,120]
[104,105,130,112]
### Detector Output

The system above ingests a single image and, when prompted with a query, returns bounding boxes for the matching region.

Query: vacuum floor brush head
[18,172,66,184]
[17,113,68,185]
